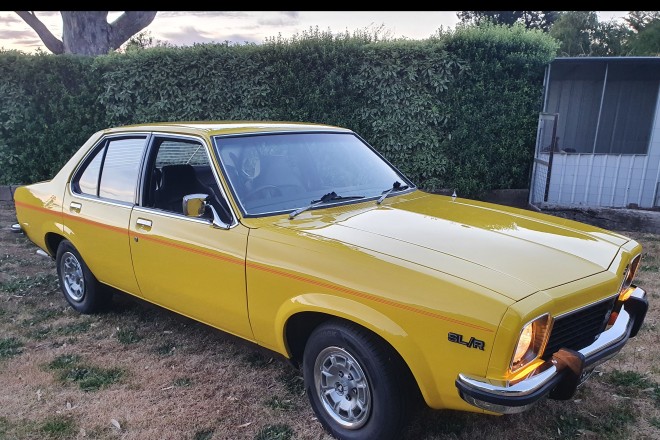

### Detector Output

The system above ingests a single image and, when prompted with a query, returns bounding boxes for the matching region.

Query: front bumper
[455,287,648,414]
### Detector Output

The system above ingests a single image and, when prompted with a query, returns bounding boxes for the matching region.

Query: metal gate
[529,112,559,207]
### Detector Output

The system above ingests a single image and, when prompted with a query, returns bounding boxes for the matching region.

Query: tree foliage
[549,11,602,56]
[14,11,157,56]
[625,11,660,33]
[457,11,559,31]
[0,26,557,197]
[625,11,660,55]
[591,19,632,56]
[459,10,660,56]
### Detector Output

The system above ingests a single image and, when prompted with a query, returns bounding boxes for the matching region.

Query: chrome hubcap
[61,252,85,302]
[314,346,371,429]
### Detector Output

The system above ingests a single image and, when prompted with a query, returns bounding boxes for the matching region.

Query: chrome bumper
[456,287,648,414]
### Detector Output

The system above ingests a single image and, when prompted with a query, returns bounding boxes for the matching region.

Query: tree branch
[15,11,64,54]
[108,11,158,50]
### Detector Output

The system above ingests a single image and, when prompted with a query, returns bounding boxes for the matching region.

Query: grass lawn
[1,201,658,439]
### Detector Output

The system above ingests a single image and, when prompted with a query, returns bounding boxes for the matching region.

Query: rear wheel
[55,240,110,314]
[302,320,413,440]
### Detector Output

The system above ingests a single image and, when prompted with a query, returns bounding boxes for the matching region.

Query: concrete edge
[0,185,16,202]
[433,188,531,210]
[434,188,660,234]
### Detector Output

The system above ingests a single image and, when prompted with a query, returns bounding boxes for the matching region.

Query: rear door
[63,134,149,294]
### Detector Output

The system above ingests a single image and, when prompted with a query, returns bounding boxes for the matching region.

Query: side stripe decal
[16,201,494,333]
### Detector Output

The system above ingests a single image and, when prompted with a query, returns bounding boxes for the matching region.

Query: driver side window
[143,137,233,224]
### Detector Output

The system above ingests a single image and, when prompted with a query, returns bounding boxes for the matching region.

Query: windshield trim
[211,130,416,218]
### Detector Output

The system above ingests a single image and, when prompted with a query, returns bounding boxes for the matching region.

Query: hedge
[0,24,558,198]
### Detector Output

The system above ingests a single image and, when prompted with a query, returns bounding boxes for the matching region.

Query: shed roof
[551,56,660,65]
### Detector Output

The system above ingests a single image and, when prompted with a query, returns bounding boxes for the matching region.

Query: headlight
[510,314,552,373]
[618,254,641,301]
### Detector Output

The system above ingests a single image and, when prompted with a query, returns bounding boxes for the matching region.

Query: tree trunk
[61,11,112,56]
[17,11,157,56]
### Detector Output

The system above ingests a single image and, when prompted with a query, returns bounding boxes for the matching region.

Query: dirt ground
[1,200,658,440]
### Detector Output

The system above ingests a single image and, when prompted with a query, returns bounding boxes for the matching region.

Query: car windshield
[213,132,412,216]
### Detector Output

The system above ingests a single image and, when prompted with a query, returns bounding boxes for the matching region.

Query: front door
[128,135,252,340]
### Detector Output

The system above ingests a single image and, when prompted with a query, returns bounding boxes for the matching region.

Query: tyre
[302,320,414,440]
[55,240,110,314]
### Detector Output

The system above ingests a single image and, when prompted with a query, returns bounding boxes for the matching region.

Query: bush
[0,50,104,184]
[0,25,557,197]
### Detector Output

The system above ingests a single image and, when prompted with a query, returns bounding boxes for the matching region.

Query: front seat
[154,164,213,214]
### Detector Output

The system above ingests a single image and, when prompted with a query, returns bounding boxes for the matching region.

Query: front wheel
[55,240,110,314]
[302,320,414,440]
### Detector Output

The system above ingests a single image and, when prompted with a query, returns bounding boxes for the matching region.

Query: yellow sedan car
[13,121,648,440]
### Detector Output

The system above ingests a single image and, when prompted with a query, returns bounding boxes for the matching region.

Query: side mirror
[182,193,208,217]
[182,194,230,230]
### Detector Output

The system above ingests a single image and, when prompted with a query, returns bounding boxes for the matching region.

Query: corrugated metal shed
[530,57,660,209]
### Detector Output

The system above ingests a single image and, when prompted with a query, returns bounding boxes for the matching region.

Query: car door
[63,134,149,295]
[128,134,252,340]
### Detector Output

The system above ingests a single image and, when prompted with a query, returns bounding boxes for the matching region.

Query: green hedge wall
[0,24,558,198]
[0,52,104,184]
[440,24,559,195]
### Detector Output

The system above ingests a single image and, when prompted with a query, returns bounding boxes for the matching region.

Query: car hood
[271,192,629,301]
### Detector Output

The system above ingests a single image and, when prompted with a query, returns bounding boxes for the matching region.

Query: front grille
[542,295,618,359]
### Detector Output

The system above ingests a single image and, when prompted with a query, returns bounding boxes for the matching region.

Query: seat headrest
[160,164,197,184]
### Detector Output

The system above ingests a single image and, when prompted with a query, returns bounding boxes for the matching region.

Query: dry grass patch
[1,201,658,439]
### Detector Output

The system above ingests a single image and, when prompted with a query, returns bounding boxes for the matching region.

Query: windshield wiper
[289,191,365,219]
[377,181,409,204]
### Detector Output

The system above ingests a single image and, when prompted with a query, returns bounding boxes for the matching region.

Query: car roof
[102,121,353,137]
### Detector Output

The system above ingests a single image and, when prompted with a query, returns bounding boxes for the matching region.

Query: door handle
[69,202,82,213]
[136,218,153,231]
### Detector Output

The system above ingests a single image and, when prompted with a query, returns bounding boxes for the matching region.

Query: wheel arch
[279,295,431,404]
[45,232,66,257]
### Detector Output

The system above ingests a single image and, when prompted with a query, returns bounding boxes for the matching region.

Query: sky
[0,11,630,53]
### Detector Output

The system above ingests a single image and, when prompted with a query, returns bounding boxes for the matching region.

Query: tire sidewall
[303,323,407,440]
[55,240,101,314]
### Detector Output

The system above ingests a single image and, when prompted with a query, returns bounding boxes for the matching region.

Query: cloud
[0,34,45,51]
[279,11,299,19]
[213,33,262,44]
[155,11,300,27]
[0,11,62,45]
[0,29,52,52]
[0,13,23,25]
[158,25,262,46]
[146,11,311,47]
[257,11,300,27]
[2,10,466,51]
[10,11,59,17]
[0,28,40,39]
[155,11,250,19]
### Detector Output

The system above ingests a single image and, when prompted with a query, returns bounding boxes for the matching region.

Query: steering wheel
[247,185,283,200]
